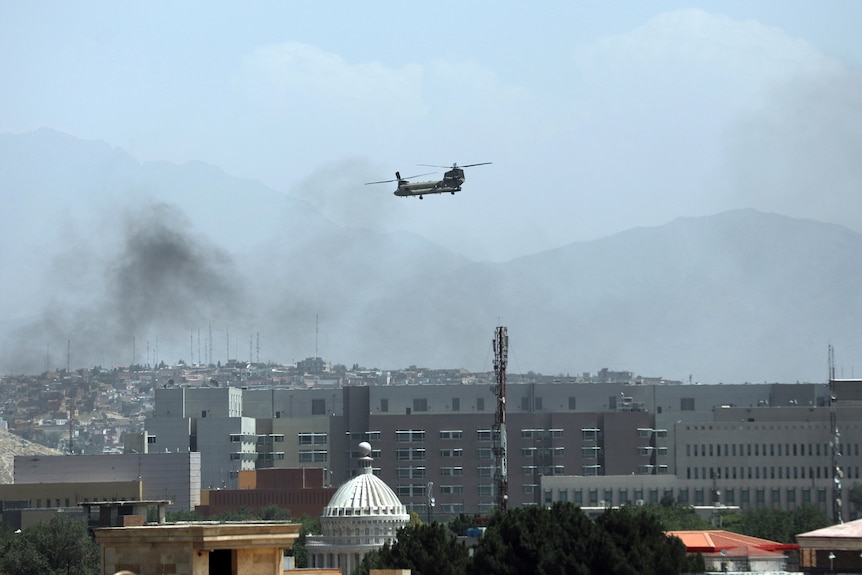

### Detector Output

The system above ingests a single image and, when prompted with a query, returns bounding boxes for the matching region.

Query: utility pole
[493,326,509,512]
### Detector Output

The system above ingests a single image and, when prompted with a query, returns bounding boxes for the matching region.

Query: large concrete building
[144,377,860,520]
[12,452,201,511]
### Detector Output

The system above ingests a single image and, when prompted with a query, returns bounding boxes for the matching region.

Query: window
[681,397,695,411]
[298,449,327,463]
[440,448,463,458]
[559,490,568,503]
[582,464,601,476]
[396,466,426,479]
[440,485,463,494]
[477,466,494,478]
[452,398,460,412]
[298,432,327,445]
[521,397,531,410]
[569,397,577,409]
[476,398,484,411]
[396,430,426,443]
[477,448,493,460]
[439,430,463,440]
[582,428,600,441]
[413,398,428,412]
[396,484,427,497]
[477,429,492,441]
[440,466,463,476]
[395,448,426,461]
[582,446,601,459]
[311,398,326,415]
[478,484,494,497]
[380,399,388,412]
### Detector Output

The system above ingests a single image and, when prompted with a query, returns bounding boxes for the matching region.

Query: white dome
[306,443,410,574]
[323,467,408,517]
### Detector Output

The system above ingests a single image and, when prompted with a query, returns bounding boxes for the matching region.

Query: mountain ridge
[1,128,859,383]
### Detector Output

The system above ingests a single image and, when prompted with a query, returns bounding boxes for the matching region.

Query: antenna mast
[829,345,843,523]
[493,326,509,512]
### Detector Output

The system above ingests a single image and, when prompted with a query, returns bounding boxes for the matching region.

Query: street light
[828,551,836,572]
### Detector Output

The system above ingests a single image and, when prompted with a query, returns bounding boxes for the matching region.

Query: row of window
[556,486,828,506]
[399,484,498,498]
[687,465,858,481]
[686,442,859,458]
[380,396,703,415]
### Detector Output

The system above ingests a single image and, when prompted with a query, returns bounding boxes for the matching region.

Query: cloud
[237,41,426,122]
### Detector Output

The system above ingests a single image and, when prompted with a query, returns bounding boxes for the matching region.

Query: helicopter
[365,162,492,199]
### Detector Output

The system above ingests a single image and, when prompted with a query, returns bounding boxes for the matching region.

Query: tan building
[94,521,301,575]
[797,517,862,572]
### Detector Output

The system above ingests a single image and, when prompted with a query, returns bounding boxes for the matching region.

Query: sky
[1,1,861,262]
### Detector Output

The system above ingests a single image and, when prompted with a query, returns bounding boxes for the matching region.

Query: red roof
[667,530,799,553]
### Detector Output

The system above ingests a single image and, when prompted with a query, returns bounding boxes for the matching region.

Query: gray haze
[2,129,862,384]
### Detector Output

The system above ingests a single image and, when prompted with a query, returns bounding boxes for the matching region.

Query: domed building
[305,442,410,574]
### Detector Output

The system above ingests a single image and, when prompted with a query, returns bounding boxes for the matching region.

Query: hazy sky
[2,1,861,261]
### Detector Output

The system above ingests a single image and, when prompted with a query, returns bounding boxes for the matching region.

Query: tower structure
[828,345,843,524]
[492,326,509,512]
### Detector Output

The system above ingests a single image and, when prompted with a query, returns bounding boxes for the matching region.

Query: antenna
[829,344,843,524]
[66,339,71,372]
[315,313,319,358]
[493,325,508,512]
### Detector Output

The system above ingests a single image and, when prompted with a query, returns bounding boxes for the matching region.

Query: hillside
[0,428,64,484]
[1,129,861,383]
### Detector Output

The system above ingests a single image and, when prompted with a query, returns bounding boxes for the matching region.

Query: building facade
[145,378,859,520]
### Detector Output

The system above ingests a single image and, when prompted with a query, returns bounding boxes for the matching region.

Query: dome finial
[358,441,373,473]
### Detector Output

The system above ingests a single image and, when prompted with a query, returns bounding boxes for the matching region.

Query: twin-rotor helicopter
[365,162,492,199]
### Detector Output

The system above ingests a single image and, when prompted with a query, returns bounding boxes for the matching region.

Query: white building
[305,442,410,575]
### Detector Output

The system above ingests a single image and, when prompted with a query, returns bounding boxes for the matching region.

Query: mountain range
[1,128,859,384]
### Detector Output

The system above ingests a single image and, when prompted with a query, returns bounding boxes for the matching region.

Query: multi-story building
[144,377,853,520]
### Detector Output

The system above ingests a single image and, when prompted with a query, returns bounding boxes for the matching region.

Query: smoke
[1,201,246,372]
[723,67,862,229]
[291,157,407,232]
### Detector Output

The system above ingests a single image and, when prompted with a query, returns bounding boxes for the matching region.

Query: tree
[468,503,599,575]
[288,514,321,568]
[850,482,862,514]
[0,515,98,575]
[729,504,829,543]
[639,502,711,531]
[595,506,701,575]
[355,522,470,575]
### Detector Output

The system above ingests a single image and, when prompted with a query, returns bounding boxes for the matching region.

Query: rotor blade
[459,162,492,168]
[417,164,449,169]
[404,171,436,179]
[364,179,397,185]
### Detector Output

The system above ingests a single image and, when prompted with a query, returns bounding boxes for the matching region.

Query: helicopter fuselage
[394,168,466,198]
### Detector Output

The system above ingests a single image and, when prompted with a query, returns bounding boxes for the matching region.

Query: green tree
[355,522,470,575]
[728,505,829,544]
[638,502,711,531]
[258,504,292,520]
[0,515,98,575]
[288,514,321,568]
[595,506,700,575]
[469,503,599,575]
[850,483,862,514]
